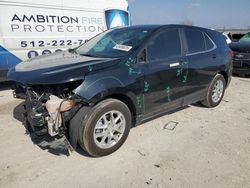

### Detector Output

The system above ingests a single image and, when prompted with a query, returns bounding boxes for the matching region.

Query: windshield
[239,32,250,42]
[75,27,154,58]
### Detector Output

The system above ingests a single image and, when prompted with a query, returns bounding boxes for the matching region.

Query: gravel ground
[0,76,250,188]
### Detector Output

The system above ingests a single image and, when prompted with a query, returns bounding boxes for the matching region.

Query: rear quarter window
[204,33,215,50]
[208,31,228,51]
[185,28,206,54]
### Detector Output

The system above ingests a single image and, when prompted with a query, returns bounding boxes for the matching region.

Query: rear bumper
[233,67,250,75]
[0,68,8,82]
[232,59,250,75]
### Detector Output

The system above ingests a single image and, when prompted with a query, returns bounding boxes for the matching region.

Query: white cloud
[188,2,201,8]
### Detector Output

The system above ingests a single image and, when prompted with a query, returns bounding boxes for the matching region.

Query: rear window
[239,32,250,42]
[185,28,206,54]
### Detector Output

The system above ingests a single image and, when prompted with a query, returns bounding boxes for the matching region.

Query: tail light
[230,51,234,58]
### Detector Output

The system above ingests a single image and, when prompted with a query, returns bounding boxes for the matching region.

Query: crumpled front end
[7,50,121,154]
[20,81,86,153]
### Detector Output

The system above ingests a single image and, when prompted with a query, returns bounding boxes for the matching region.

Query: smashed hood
[8,50,119,84]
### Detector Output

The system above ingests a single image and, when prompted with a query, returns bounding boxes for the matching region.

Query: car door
[141,28,189,116]
[183,28,218,103]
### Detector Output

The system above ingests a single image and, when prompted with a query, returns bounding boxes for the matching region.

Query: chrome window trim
[186,32,217,56]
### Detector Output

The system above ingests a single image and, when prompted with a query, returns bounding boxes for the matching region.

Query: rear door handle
[169,62,180,67]
[212,54,217,59]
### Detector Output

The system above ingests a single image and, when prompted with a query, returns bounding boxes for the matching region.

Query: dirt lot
[0,76,250,188]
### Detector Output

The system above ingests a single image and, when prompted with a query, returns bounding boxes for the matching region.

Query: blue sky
[127,0,250,29]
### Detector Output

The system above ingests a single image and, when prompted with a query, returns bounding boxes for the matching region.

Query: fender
[74,75,134,102]
[73,73,143,114]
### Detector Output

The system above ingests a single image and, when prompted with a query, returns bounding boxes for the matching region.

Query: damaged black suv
[8,25,232,157]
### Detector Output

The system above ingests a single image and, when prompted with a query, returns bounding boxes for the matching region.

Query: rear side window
[185,28,206,54]
[147,29,181,61]
[204,33,214,50]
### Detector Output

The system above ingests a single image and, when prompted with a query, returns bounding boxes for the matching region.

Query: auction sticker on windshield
[113,44,132,51]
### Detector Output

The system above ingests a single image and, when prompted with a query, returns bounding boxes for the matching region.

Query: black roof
[127,24,209,30]
[120,24,220,35]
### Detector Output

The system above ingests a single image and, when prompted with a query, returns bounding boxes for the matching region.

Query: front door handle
[169,62,180,67]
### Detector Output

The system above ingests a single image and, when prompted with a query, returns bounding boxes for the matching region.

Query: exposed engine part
[13,80,83,100]
[24,81,83,137]
[26,87,48,132]
[62,103,83,122]
[13,82,27,99]
[46,95,76,136]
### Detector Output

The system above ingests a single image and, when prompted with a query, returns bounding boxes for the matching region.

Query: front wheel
[201,74,226,108]
[78,99,132,157]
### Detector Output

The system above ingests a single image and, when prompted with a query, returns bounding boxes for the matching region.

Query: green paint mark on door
[165,86,171,102]
[136,95,143,108]
[182,75,187,83]
[144,81,150,93]
[88,65,93,72]
[128,67,141,75]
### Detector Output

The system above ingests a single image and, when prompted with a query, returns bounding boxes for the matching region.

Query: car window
[239,32,250,42]
[147,29,181,62]
[185,28,206,54]
[75,27,154,58]
[204,33,214,50]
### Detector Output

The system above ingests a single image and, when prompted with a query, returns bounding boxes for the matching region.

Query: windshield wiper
[80,53,94,57]
[80,53,106,58]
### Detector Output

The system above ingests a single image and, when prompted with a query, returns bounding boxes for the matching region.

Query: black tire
[69,106,90,149]
[78,99,132,157]
[201,74,226,108]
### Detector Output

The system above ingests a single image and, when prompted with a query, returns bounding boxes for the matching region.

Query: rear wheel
[201,74,226,108]
[78,99,132,157]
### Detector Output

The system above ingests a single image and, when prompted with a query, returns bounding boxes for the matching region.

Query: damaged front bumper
[22,86,84,154]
